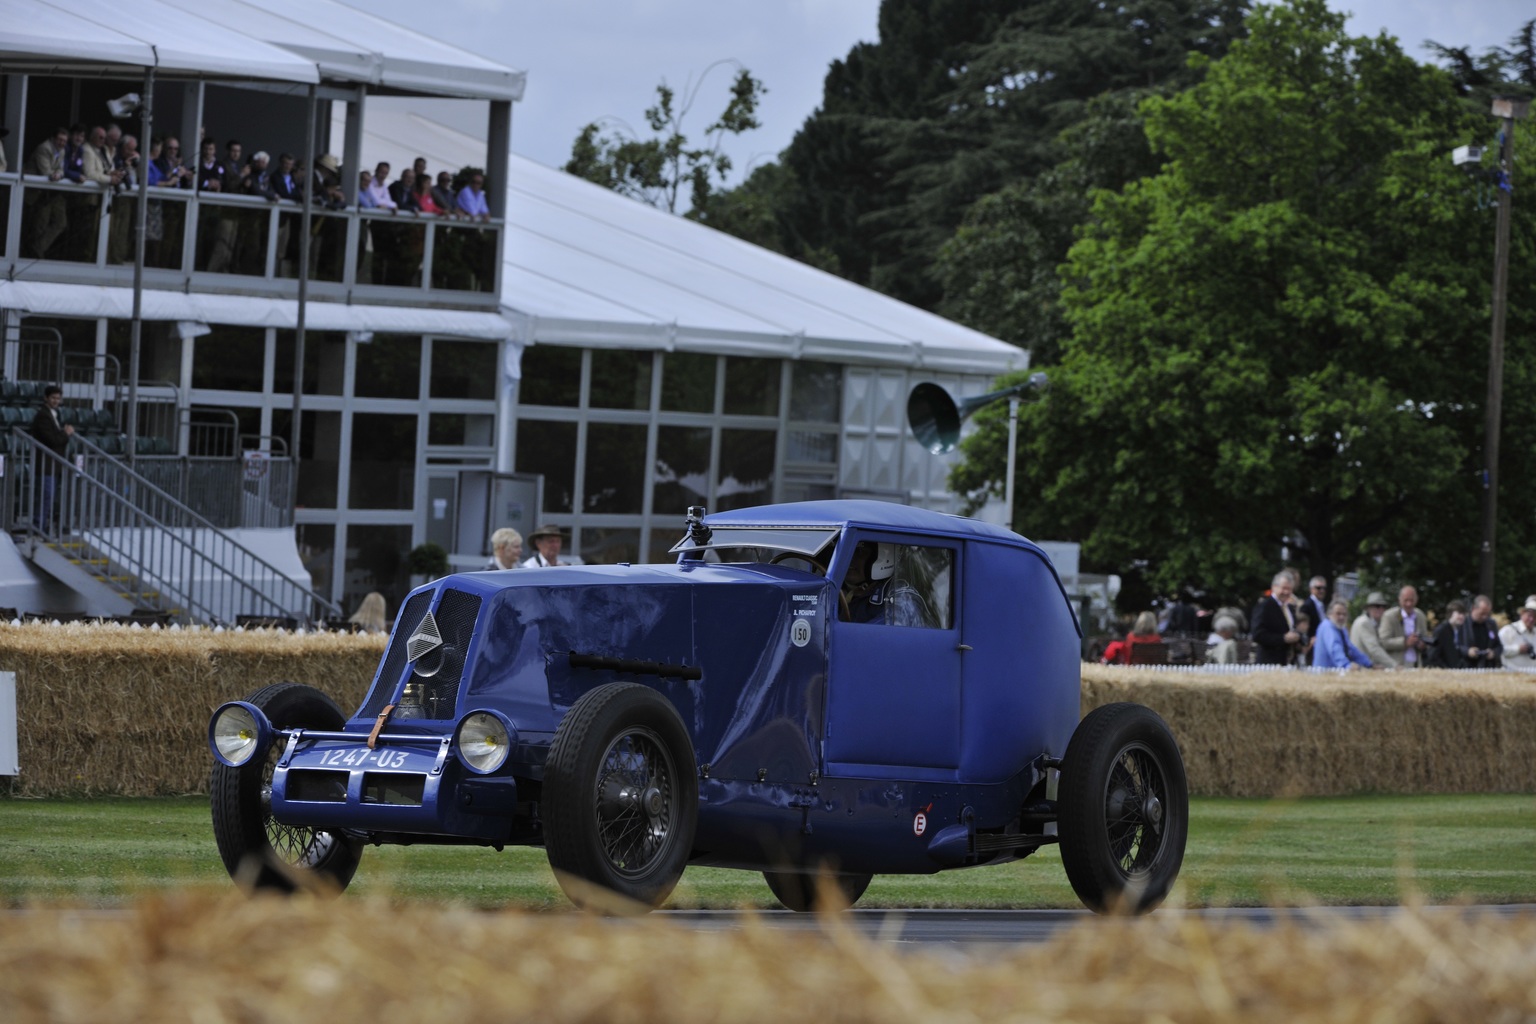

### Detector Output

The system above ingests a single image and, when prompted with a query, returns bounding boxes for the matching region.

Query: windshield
[667,525,841,563]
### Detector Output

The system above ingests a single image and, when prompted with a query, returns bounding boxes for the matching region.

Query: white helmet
[868,542,898,581]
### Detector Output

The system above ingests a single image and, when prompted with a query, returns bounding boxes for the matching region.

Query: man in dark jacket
[1251,572,1301,666]
[30,385,74,531]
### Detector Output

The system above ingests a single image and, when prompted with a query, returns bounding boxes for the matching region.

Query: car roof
[702,500,1034,549]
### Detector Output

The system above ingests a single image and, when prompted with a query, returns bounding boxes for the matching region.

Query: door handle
[957,643,973,652]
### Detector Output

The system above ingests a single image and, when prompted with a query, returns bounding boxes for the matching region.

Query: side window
[840,541,954,629]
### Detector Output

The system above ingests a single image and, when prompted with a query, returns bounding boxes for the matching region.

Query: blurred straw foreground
[1,891,1534,1023]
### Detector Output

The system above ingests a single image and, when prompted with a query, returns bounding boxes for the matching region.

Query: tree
[759,0,1248,311]
[565,64,766,216]
[950,0,1536,609]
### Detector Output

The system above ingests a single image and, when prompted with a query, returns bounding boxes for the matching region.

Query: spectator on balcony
[358,168,378,208]
[152,136,192,188]
[220,139,249,194]
[243,151,272,197]
[432,170,458,215]
[104,123,122,163]
[312,154,345,209]
[364,162,397,210]
[25,127,68,259]
[413,155,428,182]
[194,138,226,192]
[456,171,491,221]
[412,173,444,214]
[28,126,67,181]
[106,135,143,265]
[269,153,303,202]
[389,166,416,209]
[61,124,88,183]
[81,125,120,187]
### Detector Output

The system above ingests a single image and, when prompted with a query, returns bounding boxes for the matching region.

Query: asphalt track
[659,904,1536,950]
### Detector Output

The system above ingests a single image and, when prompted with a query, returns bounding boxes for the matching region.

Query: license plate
[308,745,421,770]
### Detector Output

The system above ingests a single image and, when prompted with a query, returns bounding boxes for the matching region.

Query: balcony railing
[0,173,501,302]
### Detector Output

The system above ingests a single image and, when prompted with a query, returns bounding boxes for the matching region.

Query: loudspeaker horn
[906,372,1048,454]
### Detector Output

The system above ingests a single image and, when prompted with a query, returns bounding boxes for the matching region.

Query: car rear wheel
[763,868,873,912]
[209,682,364,893]
[543,683,698,911]
[1057,702,1187,914]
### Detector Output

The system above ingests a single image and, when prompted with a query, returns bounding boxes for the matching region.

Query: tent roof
[0,0,319,82]
[155,0,524,101]
[345,109,1027,377]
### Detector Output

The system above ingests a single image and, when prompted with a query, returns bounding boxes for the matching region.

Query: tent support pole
[127,67,154,465]
[291,83,317,486]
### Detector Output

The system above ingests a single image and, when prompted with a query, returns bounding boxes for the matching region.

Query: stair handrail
[10,429,342,624]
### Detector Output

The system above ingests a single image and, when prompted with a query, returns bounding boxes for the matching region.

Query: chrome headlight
[455,710,515,775]
[209,701,273,768]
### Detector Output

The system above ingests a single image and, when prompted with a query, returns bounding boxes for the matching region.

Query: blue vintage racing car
[209,500,1187,913]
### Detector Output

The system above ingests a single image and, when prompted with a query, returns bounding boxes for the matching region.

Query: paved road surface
[659,904,1536,950]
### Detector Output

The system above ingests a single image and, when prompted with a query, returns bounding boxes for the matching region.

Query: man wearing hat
[522,524,570,568]
[1498,597,1536,670]
[1350,592,1395,668]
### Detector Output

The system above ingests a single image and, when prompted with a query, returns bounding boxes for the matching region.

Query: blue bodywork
[265,500,1082,874]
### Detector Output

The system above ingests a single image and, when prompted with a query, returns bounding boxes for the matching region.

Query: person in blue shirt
[456,172,491,221]
[1312,599,1374,670]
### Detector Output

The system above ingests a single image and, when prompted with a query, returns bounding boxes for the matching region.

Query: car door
[822,532,963,775]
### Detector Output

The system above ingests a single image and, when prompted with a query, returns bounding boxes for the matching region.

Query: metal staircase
[6,430,341,625]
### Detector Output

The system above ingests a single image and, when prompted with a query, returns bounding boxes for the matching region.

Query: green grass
[1,794,1532,908]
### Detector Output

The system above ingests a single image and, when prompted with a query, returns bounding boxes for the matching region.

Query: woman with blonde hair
[1100,610,1164,665]
[348,591,388,634]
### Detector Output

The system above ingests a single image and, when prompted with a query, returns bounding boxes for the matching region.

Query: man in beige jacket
[1349,591,1395,668]
[1379,585,1431,668]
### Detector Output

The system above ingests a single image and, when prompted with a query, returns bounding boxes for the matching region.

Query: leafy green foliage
[565,64,766,216]
[952,0,1536,608]
[763,0,1248,310]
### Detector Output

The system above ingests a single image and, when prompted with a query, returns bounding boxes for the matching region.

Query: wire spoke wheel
[544,683,698,910]
[1058,702,1188,915]
[592,728,678,877]
[210,682,364,893]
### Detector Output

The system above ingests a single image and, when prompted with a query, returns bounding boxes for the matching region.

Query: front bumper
[269,728,519,842]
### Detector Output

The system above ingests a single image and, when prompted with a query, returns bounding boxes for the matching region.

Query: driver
[841,541,929,626]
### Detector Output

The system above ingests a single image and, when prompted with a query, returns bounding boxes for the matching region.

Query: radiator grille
[360,590,436,720]
[419,589,481,720]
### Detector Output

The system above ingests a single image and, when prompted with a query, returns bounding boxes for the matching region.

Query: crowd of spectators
[1101,571,1536,672]
[17,120,493,262]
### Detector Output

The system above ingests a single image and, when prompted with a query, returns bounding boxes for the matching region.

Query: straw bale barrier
[1081,665,1536,797]
[1,622,1533,798]
[0,623,384,797]
[2,893,1534,1023]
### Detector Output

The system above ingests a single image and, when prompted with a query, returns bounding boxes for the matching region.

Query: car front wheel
[209,682,363,893]
[542,683,698,911]
[1057,702,1188,914]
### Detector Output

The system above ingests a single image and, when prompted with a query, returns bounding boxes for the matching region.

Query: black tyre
[763,868,874,912]
[209,682,364,893]
[1057,702,1188,914]
[543,683,698,910]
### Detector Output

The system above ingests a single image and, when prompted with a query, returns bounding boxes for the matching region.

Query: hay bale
[0,623,383,797]
[1082,667,1536,796]
[0,894,1533,1023]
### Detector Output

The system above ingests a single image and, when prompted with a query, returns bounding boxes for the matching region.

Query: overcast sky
[356,0,1533,182]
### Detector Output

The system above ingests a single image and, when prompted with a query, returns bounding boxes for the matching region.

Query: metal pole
[1479,97,1527,598]
[127,68,154,466]
[291,83,317,472]
[1005,395,1020,533]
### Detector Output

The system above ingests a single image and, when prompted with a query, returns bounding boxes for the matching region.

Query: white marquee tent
[346,110,1029,376]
